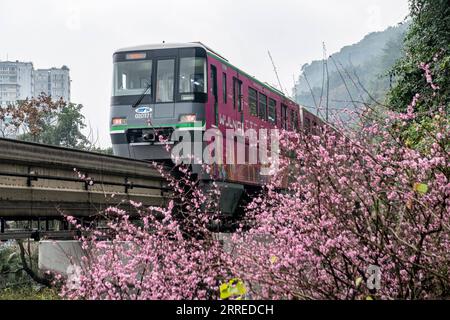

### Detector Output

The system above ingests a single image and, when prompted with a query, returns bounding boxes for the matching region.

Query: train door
[154,57,176,119]
[210,65,218,126]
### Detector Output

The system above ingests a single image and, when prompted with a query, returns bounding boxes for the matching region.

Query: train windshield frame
[111,47,208,105]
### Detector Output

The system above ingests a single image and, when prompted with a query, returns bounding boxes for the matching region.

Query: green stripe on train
[110,121,205,132]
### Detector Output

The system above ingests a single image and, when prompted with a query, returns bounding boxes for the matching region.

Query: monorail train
[110,42,321,214]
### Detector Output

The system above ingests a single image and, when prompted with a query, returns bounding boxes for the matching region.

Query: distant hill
[293,22,410,117]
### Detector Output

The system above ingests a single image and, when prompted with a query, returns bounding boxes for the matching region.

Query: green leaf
[219,283,231,300]
[355,277,363,288]
[219,278,247,300]
[414,183,428,195]
[366,296,374,301]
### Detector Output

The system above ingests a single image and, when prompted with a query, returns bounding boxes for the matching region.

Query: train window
[113,60,152,97]
[248,87,258,117]
[294,111,299,131]
[211,65,218,99]
[305,118,311,132]
[281,104,288,129]
[258,93,267,121]
[156,59,175,103]
[291,110,298,131]
[233,78,242,111]
[178,57,207,96]
[268,98,277,124]
[222,73,227,104]
[291,110,295,130]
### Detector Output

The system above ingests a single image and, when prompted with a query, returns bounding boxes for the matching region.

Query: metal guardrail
[0,138,169,224]
[0,230,79,241]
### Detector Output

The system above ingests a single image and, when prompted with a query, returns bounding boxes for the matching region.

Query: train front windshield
[112,50,207,104]
[113,60,153,97]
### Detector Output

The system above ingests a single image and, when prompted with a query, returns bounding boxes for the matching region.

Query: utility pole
[268,50,286,95]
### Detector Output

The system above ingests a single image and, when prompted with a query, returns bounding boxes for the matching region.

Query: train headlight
[112,117,127,126]
[179,114,196,123]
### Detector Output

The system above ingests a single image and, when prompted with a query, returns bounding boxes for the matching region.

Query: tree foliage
[35,102,90,149]
[388,0,450,114]
[0,94,65,140]
[0,241,43,290]
[0,94,110,152]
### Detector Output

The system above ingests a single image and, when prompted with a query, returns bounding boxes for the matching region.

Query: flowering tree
[59,164,234,300]
[231,62,449,300]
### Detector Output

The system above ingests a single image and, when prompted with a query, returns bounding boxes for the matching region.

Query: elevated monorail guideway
[0,138,169,240]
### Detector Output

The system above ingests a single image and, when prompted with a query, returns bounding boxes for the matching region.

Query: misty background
[0,0,409,147]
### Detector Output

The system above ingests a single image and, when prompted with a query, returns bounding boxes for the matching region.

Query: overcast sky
[0,0,409,147]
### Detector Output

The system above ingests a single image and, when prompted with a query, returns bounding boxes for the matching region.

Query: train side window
[291,110,298,131]
[156,59,175,103]
[305,118,311,132]
[222,72,227,104]
[233,77,242,111]
[238,80,242,112]
[281,104,288,129]
[268,98,277,124]
[258,93,267,121]
[248,87,258,117]
[210,65,218,99]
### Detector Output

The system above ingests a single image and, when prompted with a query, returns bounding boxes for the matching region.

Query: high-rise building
[34,66,71,102]
[0,61,70,106]
[0,61,34,106]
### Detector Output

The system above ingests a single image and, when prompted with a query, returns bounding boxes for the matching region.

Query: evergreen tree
[388,0,450,114]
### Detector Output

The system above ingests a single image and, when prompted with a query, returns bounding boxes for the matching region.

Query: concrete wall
[38,240,83,275]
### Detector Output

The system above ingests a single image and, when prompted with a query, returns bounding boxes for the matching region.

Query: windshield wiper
[131,80,152,108]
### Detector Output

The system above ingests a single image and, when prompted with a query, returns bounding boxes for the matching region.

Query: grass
[0,286,60,300]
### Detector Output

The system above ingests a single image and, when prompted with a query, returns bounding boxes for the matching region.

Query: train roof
[115,42,226,59]
[115,42,299,105]
[116,42,203,53]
